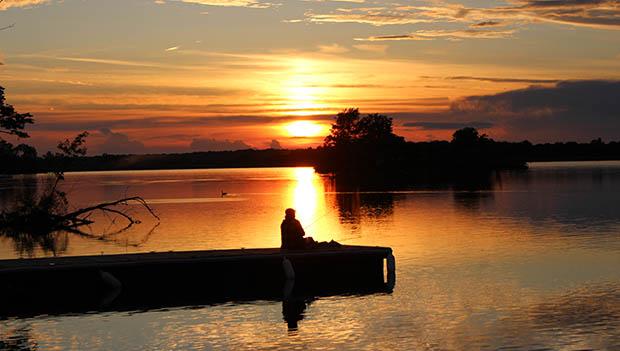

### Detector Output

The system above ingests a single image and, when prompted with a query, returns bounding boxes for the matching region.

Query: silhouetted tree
[356,113,397,142]
[324,108,360,147]
[451,127,490,147]
[321,108,406,177]
[0,86,37,173]
[0,86,33,138]
[324,108,403,148]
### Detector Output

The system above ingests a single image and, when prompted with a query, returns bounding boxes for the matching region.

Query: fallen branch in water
[0,195,160,237]
[63,196,160,226]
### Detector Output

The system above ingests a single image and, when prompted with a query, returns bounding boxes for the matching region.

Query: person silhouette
[280,208,314,249]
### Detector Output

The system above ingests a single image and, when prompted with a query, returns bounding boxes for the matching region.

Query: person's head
[285,208,296,219]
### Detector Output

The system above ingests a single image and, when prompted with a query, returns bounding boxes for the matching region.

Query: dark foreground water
[1,162,619,350]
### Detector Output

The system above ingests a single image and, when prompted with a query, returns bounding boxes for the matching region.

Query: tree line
[2,89,620,177]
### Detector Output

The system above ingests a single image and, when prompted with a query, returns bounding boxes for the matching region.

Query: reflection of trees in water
[0,222,159,258]
[0,326,38,351]
[359,194,395,218]
[0,175,159,257]
[2,231,69,257]
[327,178,395,224]
[328,171,503,219]
[451,172,498,211]
[0,175,38,213]
[492,166,620,232]
[1,175,70,256]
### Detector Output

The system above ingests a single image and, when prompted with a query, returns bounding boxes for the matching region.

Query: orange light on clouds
[284,120,328,138]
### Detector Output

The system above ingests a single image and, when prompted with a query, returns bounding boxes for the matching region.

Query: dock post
[99,270,122,289]
[282,257,295,280]
[386,252,396,290]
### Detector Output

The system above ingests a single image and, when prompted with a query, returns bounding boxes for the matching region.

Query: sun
[285,121,327,138]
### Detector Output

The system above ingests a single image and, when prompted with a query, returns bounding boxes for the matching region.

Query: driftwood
[0,193,161,255]
[61,196,160,231]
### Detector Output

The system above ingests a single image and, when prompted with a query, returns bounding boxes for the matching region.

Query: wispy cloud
[15,54,184,69]
[295,0,620,31]
[46,56,169,68]
[353,44,388,53]
[317,43,349,54]
[440,76,561,84]
[164,0,276,9]
[300,6,448,26]
[470,21,504,27]
[0,0,49,11]
[355,29,516,41]
[510,0,620,30]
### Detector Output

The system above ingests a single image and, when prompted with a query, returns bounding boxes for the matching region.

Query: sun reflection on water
[291,168,319,227]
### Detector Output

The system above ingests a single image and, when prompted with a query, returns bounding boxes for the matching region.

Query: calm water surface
[1,162,619,350]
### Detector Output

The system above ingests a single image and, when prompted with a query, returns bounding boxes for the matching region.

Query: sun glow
[285,120,327,138]
[279,59,331,116]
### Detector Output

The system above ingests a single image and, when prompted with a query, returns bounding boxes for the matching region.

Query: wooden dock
[0,245,395,318]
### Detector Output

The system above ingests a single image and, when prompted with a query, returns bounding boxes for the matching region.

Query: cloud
[442,76,561,84]
[445,80,620,141]
[190,137,252,151]
[470,21,504,27]
[3,80,242,96]
[33,55,171,68]
[301,7,438,26]
[303,0,365,3]
[30,113,337,133]
[353,44,388,53]
[97,128,146,155]
[268,139,282,149]
[403,121,494,130]
[510,0,620,30]
[298,0,620,32]
[317,44,349,54]
[356,29,516,41]
[393,80,620,142]
[0,0,49,10]
[166,0,275,8]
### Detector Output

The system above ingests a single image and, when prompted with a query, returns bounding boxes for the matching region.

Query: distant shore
[2,140,620,176]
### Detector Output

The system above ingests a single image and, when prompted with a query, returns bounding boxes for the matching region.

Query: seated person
[280,208,315,250]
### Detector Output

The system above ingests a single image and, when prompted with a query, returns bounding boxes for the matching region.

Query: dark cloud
[97,128,146,155]
[190,138,252,152]
[470,20,503,27]
[403,121,494,130]
[398,80,620,142]
[445,76,560,84]
[452,80,620,116]
[449,80,620,141]
[268,139,282,149]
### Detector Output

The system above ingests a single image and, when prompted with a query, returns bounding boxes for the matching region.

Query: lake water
[1,162,619,350]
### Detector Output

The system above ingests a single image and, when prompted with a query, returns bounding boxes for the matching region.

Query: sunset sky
[1,0,619,154]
